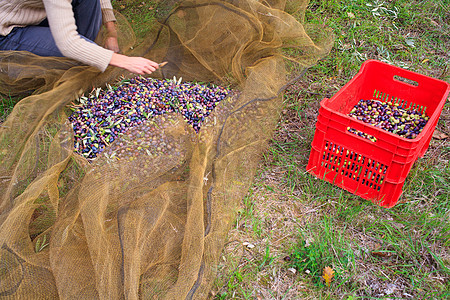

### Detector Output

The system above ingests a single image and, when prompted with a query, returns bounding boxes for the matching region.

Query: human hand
[109,53,159,75]
[104,36,120,53]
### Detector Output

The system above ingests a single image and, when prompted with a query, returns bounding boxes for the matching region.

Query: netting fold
[0,0,333,298]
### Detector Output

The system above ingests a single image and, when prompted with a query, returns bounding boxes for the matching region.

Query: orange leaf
[322,266,335,287]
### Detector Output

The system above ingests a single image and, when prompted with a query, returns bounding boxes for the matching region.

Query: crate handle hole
[393,75,418,87]
[347,127,377,142]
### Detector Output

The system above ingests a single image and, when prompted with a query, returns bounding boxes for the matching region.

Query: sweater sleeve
[100,0,116,24]
[43,0,113,72]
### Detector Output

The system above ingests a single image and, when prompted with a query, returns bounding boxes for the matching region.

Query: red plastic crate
[306,60,450,207]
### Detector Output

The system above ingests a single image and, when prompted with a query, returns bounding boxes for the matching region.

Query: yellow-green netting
[0,0,333,298]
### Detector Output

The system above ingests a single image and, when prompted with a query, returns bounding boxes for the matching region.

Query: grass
[212,0,450,299]
[0,94,20,124]
[112,0,177,44]
[113,0,158,42]
[1,0,449,299]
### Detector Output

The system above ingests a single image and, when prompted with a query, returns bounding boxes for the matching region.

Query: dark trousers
[0,0,102,57]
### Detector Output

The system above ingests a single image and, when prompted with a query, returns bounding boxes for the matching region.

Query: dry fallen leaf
[322,266,335,287]
[243,242,255,249]
[347,12,356,19]
[433,129,448,140]
[305,237,314,247]
[371,251,391,258]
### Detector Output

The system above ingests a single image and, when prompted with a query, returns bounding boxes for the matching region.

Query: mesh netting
[0,0,333,298]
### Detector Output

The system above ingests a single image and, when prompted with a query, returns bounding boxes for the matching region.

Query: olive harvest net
[0,0,333,298]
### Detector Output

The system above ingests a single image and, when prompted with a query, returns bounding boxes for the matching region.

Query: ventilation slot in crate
[372,89,427,114]
[320,140,387,192]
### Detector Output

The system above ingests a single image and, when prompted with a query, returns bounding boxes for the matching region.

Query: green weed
[34,234,49,253]
[0,93,20,123]
[287,216,355,287]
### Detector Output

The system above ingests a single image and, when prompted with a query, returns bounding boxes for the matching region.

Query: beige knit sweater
[0,0,117,71]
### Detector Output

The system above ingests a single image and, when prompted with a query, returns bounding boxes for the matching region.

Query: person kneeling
[0,0,159,75]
